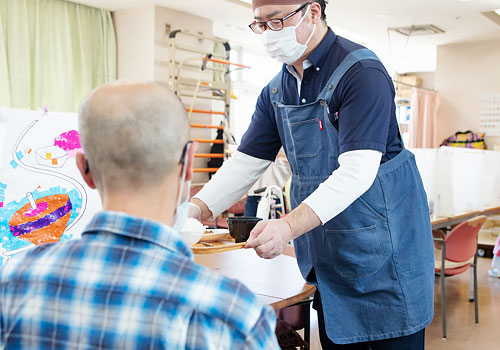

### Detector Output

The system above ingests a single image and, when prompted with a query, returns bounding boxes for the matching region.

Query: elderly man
[0,82,279,350]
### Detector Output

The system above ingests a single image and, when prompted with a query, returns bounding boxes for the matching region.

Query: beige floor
[299,257,500,349]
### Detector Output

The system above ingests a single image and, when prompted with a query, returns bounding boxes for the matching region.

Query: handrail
[194,168,220,173]
[195,153,225,158]
[190,124,224,130]
[208,58,250,69]
[193,139,224,144]
[186,109,225,116]
[169,29,230,50]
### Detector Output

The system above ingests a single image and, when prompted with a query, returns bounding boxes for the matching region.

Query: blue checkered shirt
[0,211,279,349]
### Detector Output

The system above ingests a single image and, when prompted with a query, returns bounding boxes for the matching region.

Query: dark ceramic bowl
[226,217,263,243]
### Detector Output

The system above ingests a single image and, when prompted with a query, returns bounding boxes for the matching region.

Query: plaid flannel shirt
[0,211,279,350]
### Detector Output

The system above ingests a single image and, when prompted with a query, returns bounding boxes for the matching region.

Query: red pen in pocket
[319,119,323,130]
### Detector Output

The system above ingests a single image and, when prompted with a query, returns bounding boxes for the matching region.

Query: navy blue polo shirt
[238,28,402,163]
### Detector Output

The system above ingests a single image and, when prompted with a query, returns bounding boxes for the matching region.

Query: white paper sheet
[0,107,101,264]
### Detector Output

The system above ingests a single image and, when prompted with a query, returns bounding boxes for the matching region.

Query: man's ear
[76,152,97,189]
[310,2,322,24]
[185,142,198,182]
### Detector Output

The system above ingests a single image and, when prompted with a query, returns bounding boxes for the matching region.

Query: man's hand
[188,202,202,221]
[245,219,293,259]
[245,203,322,259]
[190,198,214,221]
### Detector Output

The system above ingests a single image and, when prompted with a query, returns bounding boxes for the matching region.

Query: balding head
[78,81,189,192]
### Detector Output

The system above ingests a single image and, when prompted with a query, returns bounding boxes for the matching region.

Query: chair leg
[474,253,479,325]
[304,302,311,347]
[468,268,474,302]
[441,270,446,339]
[441,242,447,339]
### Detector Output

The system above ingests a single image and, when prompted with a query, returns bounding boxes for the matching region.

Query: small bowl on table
[226,217,263,243]
[179,218,205,246]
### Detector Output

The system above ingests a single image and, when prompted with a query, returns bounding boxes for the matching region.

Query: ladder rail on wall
[167,29,250,227]
[168,29,232,176]
[167,29,249,177]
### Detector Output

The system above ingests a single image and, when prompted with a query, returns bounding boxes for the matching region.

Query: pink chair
[434,215,487,339]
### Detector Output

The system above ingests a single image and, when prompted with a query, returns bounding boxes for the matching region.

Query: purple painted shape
[54,130,81,151]
[23,202,49,217]
[10,199,72,237]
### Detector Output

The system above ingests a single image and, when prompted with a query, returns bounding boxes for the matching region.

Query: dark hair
[315,0,328,21]
[302,1,329,23]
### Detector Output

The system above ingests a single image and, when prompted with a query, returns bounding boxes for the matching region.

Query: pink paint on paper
[23,202,49,217]
[0,202,3,208]
[54,130,82,158]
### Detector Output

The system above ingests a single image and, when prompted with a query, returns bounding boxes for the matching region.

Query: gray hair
[78,81,189,191]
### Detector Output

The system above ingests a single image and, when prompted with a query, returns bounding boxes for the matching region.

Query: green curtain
[0,0,116,112]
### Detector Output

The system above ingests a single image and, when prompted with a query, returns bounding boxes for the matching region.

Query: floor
[298,257,500,349]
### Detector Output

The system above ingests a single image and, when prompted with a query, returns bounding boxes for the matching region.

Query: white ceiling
[68,0,500,73]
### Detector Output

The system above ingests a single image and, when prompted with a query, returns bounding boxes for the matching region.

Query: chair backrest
[445,215,487,262]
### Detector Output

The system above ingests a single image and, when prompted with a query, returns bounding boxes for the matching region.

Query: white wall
[154,5,213,83]
[113,5,155,81]
[435,40,500,149]
[404,71,436,91]
[114,5,221,183]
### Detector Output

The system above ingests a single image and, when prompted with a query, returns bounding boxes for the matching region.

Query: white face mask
[172,143,192,233]
[261,4,316,65]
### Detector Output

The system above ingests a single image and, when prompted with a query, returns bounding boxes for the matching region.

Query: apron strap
[320,49,381,101]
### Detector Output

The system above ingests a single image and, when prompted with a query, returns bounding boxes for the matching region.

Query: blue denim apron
[269,49,435,344]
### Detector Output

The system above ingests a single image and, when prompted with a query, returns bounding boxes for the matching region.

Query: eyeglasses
[249,2,311,34]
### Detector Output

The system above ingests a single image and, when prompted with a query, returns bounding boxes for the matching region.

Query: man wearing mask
[0,82,279,350]
[191,1,434,349]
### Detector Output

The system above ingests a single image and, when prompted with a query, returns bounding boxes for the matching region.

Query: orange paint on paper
[46,153,52,160]
[8,194,72,245]
[52,159,57,165]
[27,149,32,154]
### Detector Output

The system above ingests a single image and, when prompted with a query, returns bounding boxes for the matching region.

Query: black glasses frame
[84,159,90,174]
[248,2,311,34]
[180,141,194,164]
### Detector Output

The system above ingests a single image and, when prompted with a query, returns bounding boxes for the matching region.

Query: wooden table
[194,248,316,310]
[194,248,316,344]
[431,206,500,231]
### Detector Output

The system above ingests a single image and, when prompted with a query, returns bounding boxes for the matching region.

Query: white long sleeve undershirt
[302,150,382,223]
[194,149,382,224]
[193,151,272,219]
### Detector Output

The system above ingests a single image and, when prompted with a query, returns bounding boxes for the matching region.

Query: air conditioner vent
[389,25,445,36]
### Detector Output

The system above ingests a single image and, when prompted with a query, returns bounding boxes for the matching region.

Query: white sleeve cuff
[193,151,272,219]
[303,150,382,224]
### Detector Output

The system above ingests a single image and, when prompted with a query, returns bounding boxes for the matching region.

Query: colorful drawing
[0,108,99,265]
[35,145,67,168]
[0,187,82,254]
[54,130,82,158]
[9,192,73,245]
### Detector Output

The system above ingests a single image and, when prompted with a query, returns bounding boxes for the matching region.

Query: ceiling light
[482,11,500,25]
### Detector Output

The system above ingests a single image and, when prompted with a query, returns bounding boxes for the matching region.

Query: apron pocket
[287,118,322,159]
[325,225,384,279]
